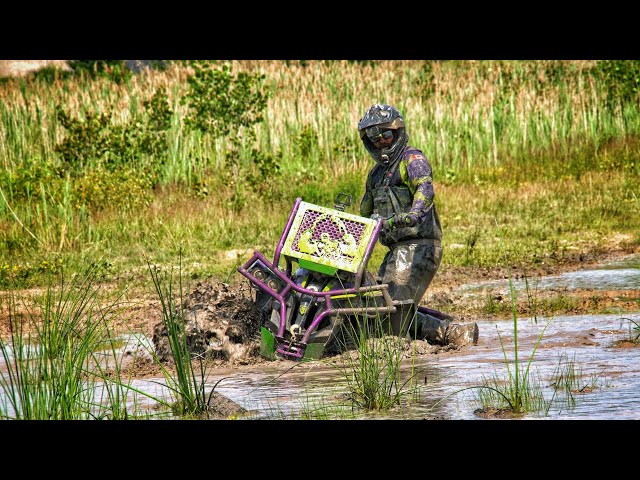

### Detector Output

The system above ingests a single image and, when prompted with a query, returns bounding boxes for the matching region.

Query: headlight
[267,278,282,291]
[250,267,266,282]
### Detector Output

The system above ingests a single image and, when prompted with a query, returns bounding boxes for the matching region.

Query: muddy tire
[322,314,364,355]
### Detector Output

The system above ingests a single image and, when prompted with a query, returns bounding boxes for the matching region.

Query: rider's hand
[382,213,415,231]
[397,213,416,227]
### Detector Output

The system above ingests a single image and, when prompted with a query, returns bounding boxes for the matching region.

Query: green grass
[328,314,423,412]
[620,317,640,343]
[475,369,550,416]
[2,60,640,297]
[146,247,227,418]
[0,255,235,420]
[0,264,167,419]
[470,269,612,417]
[549,353,608,403]
[453,266,554,417]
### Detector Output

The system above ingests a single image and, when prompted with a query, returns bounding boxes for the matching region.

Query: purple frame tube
[237,250,396,345]
[272,197,302,271]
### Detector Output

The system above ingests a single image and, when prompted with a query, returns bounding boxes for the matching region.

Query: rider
[358,103,478,347]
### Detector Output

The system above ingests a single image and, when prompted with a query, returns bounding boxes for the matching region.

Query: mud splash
[152,281,263,365]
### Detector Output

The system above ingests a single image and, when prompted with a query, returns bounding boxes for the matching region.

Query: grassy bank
[1,60,639,292]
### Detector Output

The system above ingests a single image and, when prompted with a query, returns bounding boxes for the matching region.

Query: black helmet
[358,104,408,166]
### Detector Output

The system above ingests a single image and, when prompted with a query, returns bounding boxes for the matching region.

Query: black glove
[382,213,415,231]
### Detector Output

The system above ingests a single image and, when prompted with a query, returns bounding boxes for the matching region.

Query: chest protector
[366,147,442,246]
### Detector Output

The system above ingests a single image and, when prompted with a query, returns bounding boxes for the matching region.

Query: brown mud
[136,245,640,375]
[2,245,639,418]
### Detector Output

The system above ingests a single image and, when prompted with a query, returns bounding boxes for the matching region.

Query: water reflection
[460,254,640,293]
[2,256,639,420]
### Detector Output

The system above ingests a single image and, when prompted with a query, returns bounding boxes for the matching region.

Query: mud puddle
[188,311,639,420]
[460,254,640,294]
[4,312,637,420]
[2,256,639,420]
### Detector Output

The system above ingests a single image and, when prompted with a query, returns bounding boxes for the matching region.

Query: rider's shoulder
[402,145,428,162]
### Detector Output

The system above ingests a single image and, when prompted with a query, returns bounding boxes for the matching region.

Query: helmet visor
[366,126,394,143]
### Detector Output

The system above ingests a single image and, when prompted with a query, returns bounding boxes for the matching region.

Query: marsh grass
[549,353,608,410]
[470,270,612,417]
[620,317,640,343]
[146,249,221,418]
[445,267,555,417]
[475,369,550,415]
[471,352,605,417]
[87,331,173,419]
[2,60,640,293]
[329,313,422,411]
[255,395,356,420]
[493,277,552,414]
[290,389,357,420]
[0,265,164,419]
[485,262,555,415]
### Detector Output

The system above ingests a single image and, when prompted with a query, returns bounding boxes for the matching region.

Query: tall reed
[2,60,639,288]
[146,249,219,417]
[330,314,421,411]
[4,61,638,186]
[0,264,143,419]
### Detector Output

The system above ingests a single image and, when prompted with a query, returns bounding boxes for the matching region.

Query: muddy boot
[445,322,479,347]
[414,312,449,345]
[414,313,479,347]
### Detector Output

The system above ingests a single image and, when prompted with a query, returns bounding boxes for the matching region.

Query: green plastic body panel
[260,326,326,361]
[260,326,276,360]
[298,258,337,275]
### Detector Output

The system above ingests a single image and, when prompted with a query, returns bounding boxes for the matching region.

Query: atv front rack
[238,251,398,359]
[237,197,399,360]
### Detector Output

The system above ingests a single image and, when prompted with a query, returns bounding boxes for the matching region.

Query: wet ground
[459,255,640,294]
[1,254,639,420]
[150,253,640,419]
[191,311,640,420]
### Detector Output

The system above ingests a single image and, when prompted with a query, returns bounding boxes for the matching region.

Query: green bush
[0,158,62,202]
[595,60,640,106]
[55,87,173,182]
[181,61,268,139]
[73,166,154,213]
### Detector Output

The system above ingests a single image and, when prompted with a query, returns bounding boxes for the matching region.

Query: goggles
[366,127,394,143]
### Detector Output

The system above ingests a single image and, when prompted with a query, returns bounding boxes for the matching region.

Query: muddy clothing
[359,145,442,247]
[359,145,443,336]
[378,242,443,336]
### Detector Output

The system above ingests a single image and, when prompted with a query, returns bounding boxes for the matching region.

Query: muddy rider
[358,103,478,347]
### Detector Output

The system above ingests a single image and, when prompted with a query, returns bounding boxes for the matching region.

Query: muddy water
[3,312,638,419]
[461,254,640,293]
[198,254,640,420]
[198,311,640,420]
[2,256,639,420]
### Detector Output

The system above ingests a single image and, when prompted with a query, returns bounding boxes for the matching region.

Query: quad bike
[237,194,453,361]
